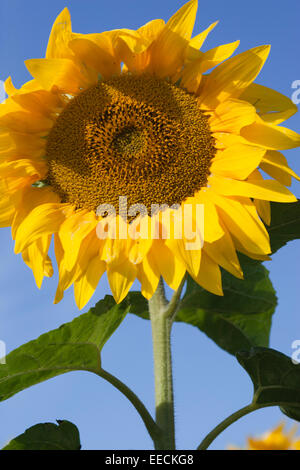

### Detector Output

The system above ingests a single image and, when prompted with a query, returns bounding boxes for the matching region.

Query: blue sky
[0,0,300,450]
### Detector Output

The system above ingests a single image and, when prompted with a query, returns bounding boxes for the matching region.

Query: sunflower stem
[196,403,262,450]
[96,368,162,444]
[148,276,186,450]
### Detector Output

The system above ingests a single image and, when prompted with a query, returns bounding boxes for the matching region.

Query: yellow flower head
[1,0,299,308]
[230,423,300,450]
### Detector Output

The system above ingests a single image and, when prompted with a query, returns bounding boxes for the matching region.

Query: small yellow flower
[230,423,300,450]
[0,0,299,308]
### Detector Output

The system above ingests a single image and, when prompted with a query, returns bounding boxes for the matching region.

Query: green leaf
[128,256,277,356]
[176,258,277,355]
[0,295,129,402]
[268,200,300,253]
[126,291,149,319]
[2,420,81,450]
[236,347,300,420]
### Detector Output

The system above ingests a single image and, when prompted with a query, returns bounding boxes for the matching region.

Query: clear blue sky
[0,0,300,450]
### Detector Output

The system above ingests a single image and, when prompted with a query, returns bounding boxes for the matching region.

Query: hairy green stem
[148,277,186,450]
[150,308,175,449]
[96,368,162,444]
[197,403,262,450]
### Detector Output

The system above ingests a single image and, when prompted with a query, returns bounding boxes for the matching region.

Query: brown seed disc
[46,73,216,214]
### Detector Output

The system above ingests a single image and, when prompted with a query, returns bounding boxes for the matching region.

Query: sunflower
[1,0,300,309]
[229,423,300,450]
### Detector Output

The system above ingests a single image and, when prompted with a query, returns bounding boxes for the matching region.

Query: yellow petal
[54,234,78,304]
[117,30,150,55]
[188,21,219,52]
[137,253,160,300]
[234,241,271,261]
[25,58,95,94]
[212,131,258,150]
[179,56,204,93]
[128,238,153,265]
[118,23,165,73]
[138,19,166,41]
[0,131,45,161]
[163,200,204,277]
[0,181,19,227]
[203,201,224,243]
[98,217,132,267]
[0,95,21,116]
[76,230,103,274]
[44,256,54,278]
[240,83,298,124]
[3,77,64,116]
[204,225,243,279]
[107,259,137,303]
[189,40,240,84]
[46,8,73,59]
[192,192,225,243]
[80,29,130,66]
[0,198,14,227]
[166,0,198,40]
[170,238,202,278]
[148,0,198,77]
[181,42,240,93]
[0,109,53,134]
[55,231,103,306]
[69,37,121,79]
[11,88,63,117]
[240,117,300,150]
[14,203,73,253]
[5,78,44,95]
[12,186,60,239]
[59,210,98,271]
[209,99,256,133]
[74,256,106,309]
[4,77,18,96]
[149,34,186,78]
[116,37,151,73]
[200,41,240,71]
[192,251,223,295]
[247,169,272,225]
[211,193,271,255]
[0,132,15,154]
[0,159,46,193]
[22,235,52,288]
[254,199,271,226]
[99,238,129,266]
[260,150,300,186]
[200,45,271,108]
[0,157,45,178]
[210,174,297,202]
[211,144,266,180]
[152,240,186,290]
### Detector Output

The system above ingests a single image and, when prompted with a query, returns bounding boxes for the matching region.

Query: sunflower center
[46,74,216,214]
[113,127,146,156]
